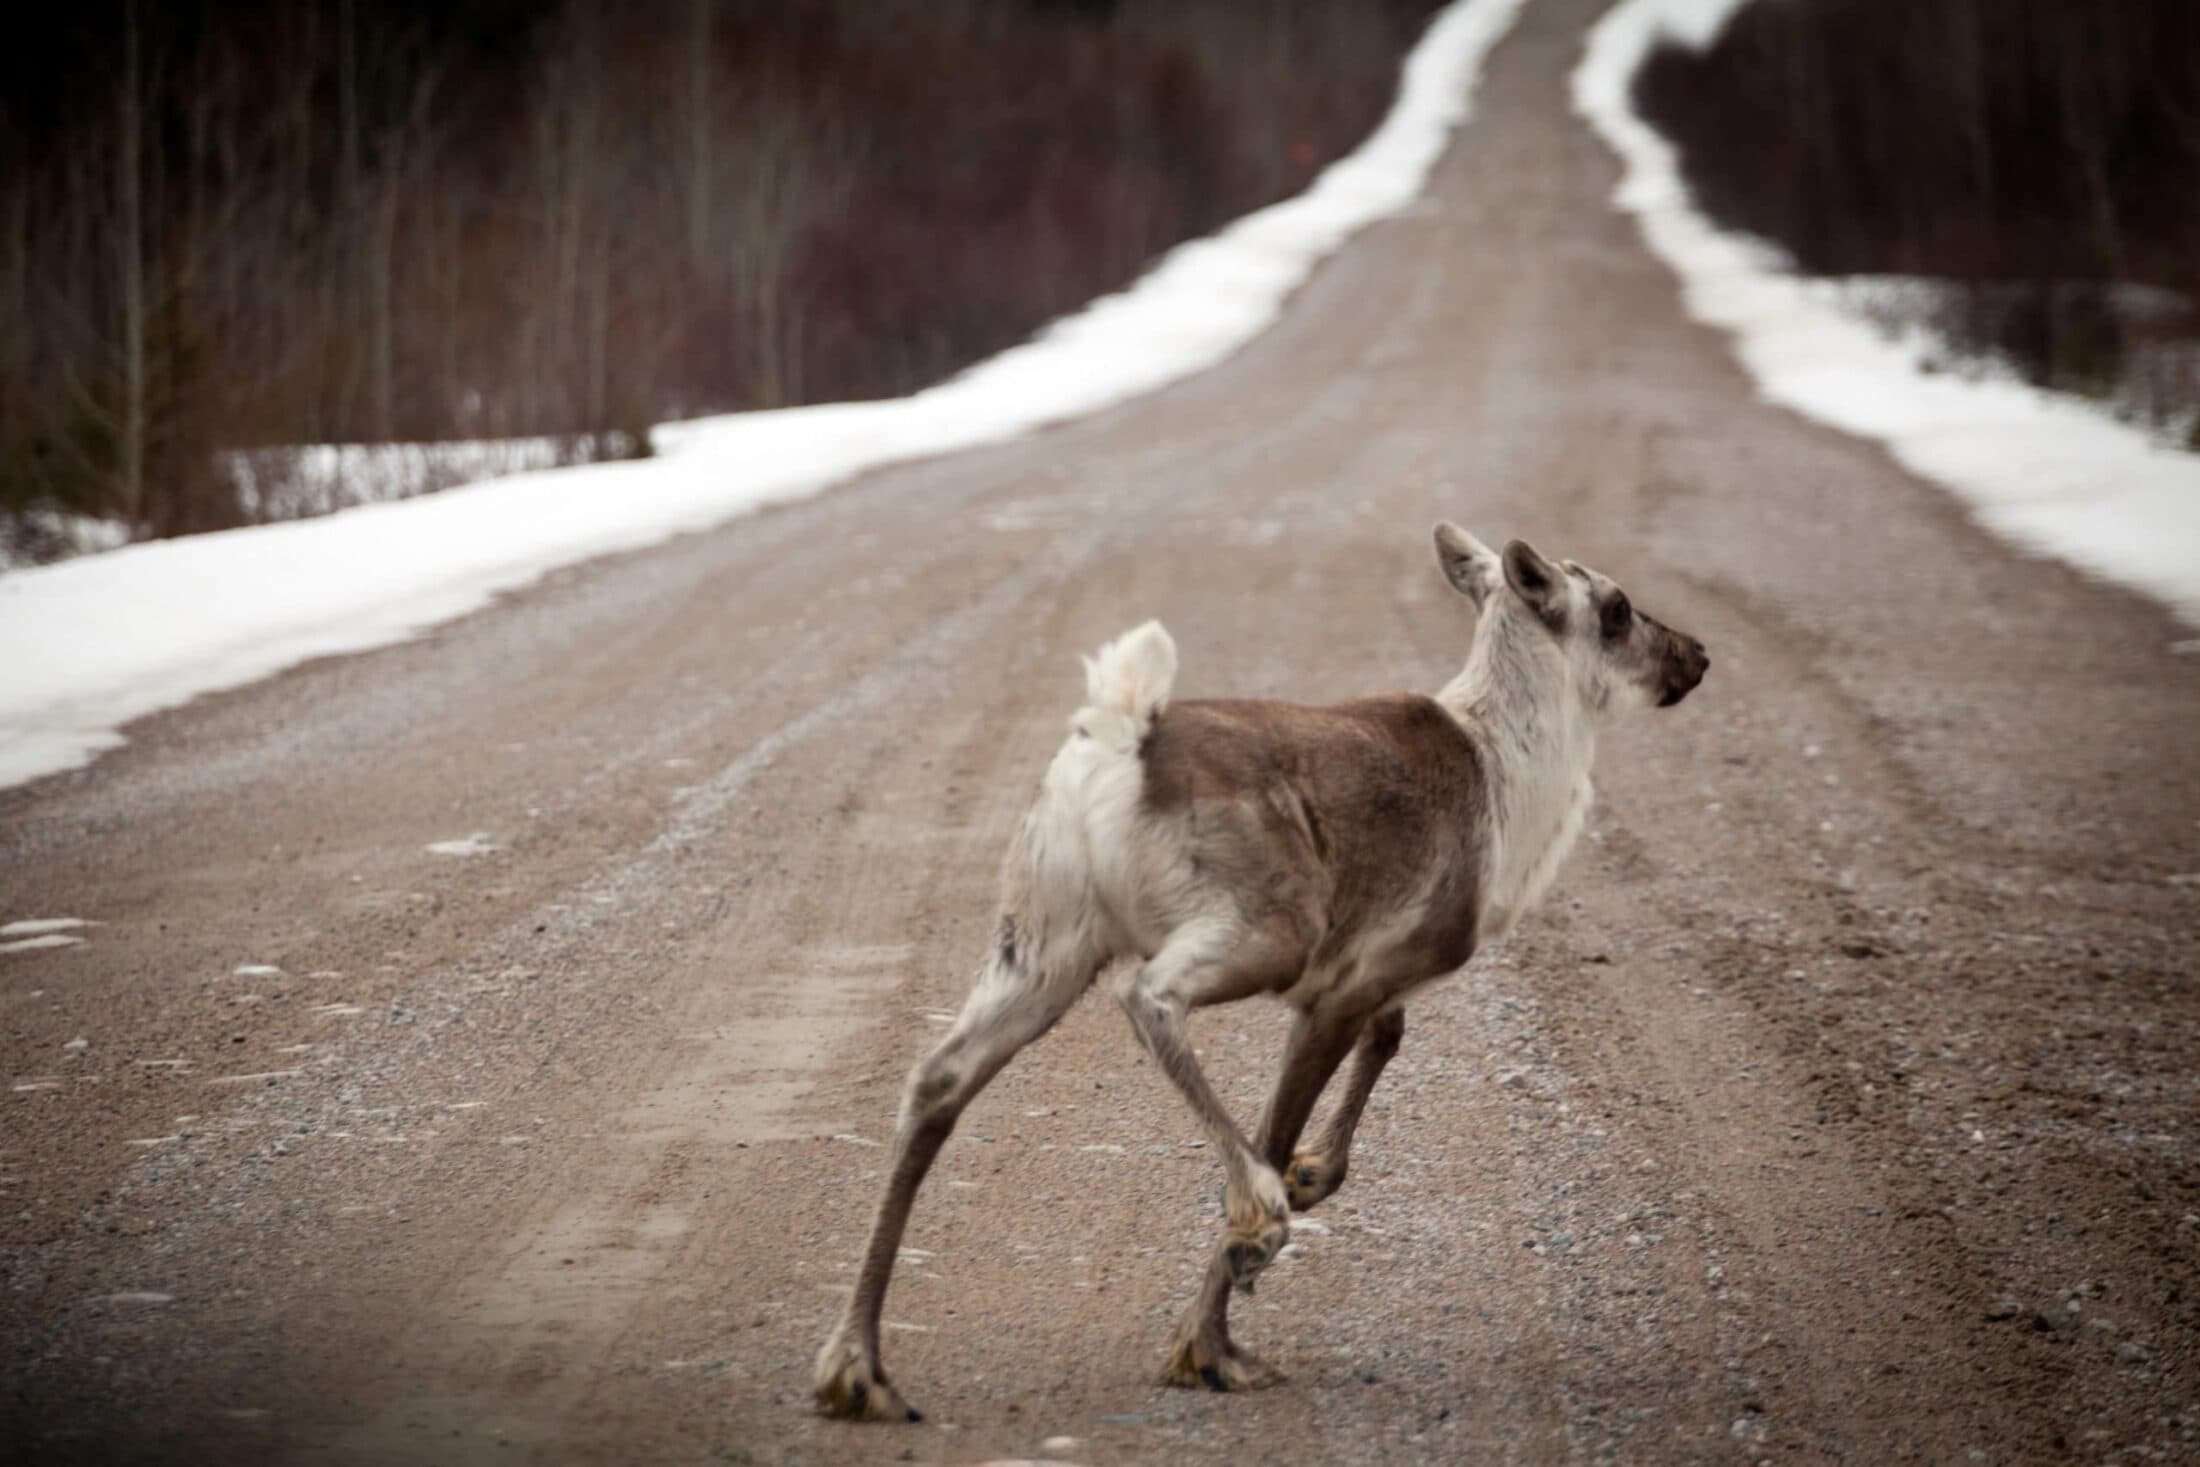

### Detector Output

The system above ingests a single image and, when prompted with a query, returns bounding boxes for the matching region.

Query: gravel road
[4,2,2196,1462]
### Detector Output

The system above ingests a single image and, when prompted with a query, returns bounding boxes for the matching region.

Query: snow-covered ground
[226,435,643,523]
[1575,0,2200,632]
[0,510,133,574]
[0,0,1526,792]
[1804,276,2200,449]
[5,438,635,572]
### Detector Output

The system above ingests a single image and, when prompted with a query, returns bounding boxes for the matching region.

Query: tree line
[1636,0,2200,439]
[0,0,1441,550]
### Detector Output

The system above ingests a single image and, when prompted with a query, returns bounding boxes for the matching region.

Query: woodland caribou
[816,525,1709,1418]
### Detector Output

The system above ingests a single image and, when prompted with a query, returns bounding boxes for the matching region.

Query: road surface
[5,1,2196,1461]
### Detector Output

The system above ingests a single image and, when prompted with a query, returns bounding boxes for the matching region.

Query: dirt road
[5,2,2196,1462]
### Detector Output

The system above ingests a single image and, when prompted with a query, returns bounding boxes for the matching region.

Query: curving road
[4,1,2196,1461]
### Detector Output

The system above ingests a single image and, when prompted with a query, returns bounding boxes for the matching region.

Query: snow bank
[226,436,638,522]
[1574,0,2200,630]
[0,510,131,573]
[0,0,1526,791]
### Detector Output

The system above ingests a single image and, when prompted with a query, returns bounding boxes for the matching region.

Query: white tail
[1075,620,1177,751]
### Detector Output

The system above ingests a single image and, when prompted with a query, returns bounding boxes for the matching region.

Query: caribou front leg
[1116,926,1307,1305]
[1162,1002,1365,1391]
[1286,1004,1404,1211]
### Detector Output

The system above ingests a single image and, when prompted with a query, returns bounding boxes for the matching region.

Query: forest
[0,0,1441,553]
[1636,0,2200,443]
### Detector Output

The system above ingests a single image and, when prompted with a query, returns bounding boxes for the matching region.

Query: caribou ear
[1433,523,1502,608]
[1502,539,1563,622]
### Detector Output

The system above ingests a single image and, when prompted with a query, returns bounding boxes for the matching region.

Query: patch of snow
[1,933,85,953]
[0,917,97,937]
[425,833,502,857]
[232,963,283,977]
[1804,274,2200,448]
[0,510,130,572]
[1574,0,2200,629]
[225,435,633,523]
[0,0,1527,792]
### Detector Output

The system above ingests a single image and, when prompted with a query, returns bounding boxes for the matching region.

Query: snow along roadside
[0,0,1528,792]
[1574,0,2200,633]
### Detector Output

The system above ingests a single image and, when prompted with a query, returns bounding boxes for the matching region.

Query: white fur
[1077,620,1177,751]
[1006,621,1181,970]
[1434,538,1605,943]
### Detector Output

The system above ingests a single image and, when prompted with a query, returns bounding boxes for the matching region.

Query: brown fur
[1139,695,1489,1006]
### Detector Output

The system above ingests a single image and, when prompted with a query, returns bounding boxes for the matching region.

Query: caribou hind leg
[814,924,1102,1421]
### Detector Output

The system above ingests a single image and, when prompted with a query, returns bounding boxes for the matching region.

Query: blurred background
[1,0,2194,556]
[0,0,1441,549]
[1638,0,2200,448]
[2,6,2196,1461]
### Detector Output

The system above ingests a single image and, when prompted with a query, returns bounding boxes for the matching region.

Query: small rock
[1039,1436,1082,1454]
[2117,1341,2151,1366]
[1983,1297,2022,1321]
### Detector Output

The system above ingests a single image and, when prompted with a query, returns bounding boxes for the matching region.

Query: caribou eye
[1602,595,1632,640]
